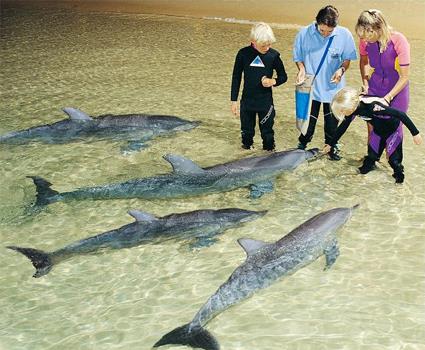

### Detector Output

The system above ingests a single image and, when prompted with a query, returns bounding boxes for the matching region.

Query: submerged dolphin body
[28,148,319,207]
[7,208,266,278]
[0,107,199,152]
[154,205,358,350]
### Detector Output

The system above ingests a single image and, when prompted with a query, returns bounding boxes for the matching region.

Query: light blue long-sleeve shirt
[293,22,357,103]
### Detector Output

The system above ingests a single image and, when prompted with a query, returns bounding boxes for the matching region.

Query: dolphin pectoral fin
[190,237,219,249]
[324,239,340,270]
[189,227,222,249]
[62,107,92,121]
[163,154,204,174]
[154,323,219,350]
[120,141,148,155]
[249,180,274,199]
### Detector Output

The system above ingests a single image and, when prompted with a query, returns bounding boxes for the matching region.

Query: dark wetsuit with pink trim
[329,100,420,181]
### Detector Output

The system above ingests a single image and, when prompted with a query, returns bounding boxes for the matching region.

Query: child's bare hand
[261,77,275,88]
[231,101,239,117]
[230,101,240,117]
[413,134,422,145]
[323,144,331,154]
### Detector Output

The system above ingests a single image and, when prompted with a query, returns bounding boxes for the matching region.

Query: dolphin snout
[175,120,201,130]
[256,210,268,217]
[306,148,320,159]
[241,210,268,222]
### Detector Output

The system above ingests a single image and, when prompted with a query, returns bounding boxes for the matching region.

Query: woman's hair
[355,9,392,52]
[331,87,360,121]
[316,5,339,28]
[250,22,276,44]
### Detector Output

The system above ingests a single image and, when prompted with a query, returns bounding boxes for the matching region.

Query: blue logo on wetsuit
[250,56,265,67]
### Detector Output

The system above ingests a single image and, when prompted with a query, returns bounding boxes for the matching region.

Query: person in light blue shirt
[293,5,357,160]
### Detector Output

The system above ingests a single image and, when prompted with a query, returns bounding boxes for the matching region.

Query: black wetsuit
[329,100,420,180]
[231,45,287,150]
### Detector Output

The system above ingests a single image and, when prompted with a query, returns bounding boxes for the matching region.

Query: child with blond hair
[231,22,287,151]
[324,87,422,183]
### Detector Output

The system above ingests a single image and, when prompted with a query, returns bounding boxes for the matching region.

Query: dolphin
[28,148,319,208]
[0,107,199,152]
[6,208,266,278]
[154,205,358,350]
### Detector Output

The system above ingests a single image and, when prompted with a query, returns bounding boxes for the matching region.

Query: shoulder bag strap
[313,35,335,79]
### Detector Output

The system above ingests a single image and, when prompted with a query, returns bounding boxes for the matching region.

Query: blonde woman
[355,10,410,139]
[324,87,421,183]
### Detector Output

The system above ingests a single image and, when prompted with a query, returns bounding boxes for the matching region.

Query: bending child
[230,22,287,151]
[324,87,422,183]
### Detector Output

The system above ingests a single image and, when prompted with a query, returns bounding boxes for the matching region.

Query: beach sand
[3,0,425,39]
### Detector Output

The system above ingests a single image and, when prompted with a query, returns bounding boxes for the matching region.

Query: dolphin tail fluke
[7,246,53,278]
[27,176,59,206]
[153,323,220,350]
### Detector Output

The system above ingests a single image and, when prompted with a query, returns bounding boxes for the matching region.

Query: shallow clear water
[1,6,424,350]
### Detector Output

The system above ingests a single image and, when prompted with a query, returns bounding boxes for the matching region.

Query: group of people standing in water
[230,5,422,183]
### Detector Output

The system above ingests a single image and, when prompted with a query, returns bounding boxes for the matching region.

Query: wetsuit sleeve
[328,116,355,146]
[231,50,244,101]
[273,54,288,86]
[392,32,410,66]
[359,39,368,56]
[373,102,420,136]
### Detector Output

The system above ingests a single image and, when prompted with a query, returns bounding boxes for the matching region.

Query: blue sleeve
[341,28,358,61]
[293,30,304,62]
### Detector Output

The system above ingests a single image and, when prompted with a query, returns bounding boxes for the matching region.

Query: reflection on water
[1,6,424,350]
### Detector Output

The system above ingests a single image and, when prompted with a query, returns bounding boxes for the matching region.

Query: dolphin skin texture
[7,208,266,278]
[28,148,319,207]
[0,107,199,152]
[154,205,358,350]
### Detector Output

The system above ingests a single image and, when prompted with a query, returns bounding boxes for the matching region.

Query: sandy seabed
[3,0,425,39]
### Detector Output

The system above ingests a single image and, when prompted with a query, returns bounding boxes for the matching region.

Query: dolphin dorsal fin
[128,210,157,223]
[163,154,204,174]
[238,238,269,256]
[62,107,92,121]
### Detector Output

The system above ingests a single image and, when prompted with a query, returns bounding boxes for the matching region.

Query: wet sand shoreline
[3,0,425,40]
